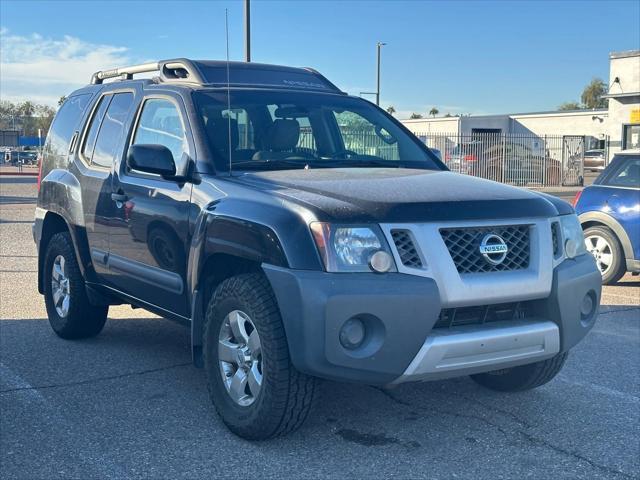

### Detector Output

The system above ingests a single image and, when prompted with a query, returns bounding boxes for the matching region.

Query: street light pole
[244,0,251,62]
[376,42,386,106]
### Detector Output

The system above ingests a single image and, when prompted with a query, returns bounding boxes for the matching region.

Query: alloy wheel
[51,254,71,318]
[218,310,263,406]
[585,234,613,276]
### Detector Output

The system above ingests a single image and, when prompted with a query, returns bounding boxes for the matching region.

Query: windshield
[193,90,442,172]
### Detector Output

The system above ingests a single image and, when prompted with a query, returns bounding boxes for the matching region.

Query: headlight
[310,223,396,273]
[559,214,587,259]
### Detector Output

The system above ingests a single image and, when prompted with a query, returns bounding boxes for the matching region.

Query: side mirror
[127,144,176,178]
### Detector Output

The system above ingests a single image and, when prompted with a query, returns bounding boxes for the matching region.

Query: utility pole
[375,42,386,106]
[244,0,251,62]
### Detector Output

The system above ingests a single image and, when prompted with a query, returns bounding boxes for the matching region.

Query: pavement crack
[372,386,635,479]
[599,307,640,315]
[0,362,191,394]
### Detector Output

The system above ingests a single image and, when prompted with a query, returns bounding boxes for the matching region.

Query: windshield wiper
[231,159,312,170]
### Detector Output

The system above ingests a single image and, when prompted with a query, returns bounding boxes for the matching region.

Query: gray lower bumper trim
[392,319,560,384]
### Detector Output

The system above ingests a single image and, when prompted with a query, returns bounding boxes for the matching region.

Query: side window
[91,92,134,169]
[606,158,640,187]
[133,98,188,170]
[333,110,400,160]
[82,94,112,163]
[45,93,92,159]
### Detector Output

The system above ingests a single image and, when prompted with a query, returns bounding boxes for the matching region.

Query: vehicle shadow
[1,308,638,478]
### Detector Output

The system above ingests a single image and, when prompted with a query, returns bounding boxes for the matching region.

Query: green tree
[58,96,67,106]
[409,112,423,119]
[581,78,608,109]
[386,105,396,116]
[444,113,452,117]
[558,101,582,111]
[0,100,57,136]
[429,107,439,117]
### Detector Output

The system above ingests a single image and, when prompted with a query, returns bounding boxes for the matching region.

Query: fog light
[369,250,393,273]
[580,291,596,320]
[339,318,366,350]
[565,239,578,259]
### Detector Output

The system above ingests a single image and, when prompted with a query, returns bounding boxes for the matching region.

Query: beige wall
[606,51,640,157]
[511,111,608,140]
[401,117,459,136]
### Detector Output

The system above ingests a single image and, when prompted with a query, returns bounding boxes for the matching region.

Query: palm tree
[429,107,439,118]
[386,105,396,116]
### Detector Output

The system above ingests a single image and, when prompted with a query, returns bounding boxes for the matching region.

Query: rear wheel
[471,352,568,392]
[583,225,625,285]
[43,232,108,339]
[203,273,316,440]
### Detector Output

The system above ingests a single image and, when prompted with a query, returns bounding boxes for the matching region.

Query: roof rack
[89,58,344,94]
[90,59,205,85]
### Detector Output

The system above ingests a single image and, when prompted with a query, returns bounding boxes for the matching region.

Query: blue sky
[1,0,639,117]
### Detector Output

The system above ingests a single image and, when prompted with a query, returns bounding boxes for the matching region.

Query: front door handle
[111,193,128,203]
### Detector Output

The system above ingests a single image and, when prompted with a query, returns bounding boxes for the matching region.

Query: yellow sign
[631,108,640,123]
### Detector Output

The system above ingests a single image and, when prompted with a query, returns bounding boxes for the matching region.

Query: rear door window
[91,92,134,169]
[82,94,112,163]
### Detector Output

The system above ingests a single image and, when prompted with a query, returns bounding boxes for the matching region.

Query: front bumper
[263,253,601,386]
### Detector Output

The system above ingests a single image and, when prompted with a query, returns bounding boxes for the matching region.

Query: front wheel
[470,352,568,392]
[203,273,316,440]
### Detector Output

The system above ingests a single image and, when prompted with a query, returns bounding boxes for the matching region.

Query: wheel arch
[37,211,86,294]
[188,211,291,367]
[579,211,634,260]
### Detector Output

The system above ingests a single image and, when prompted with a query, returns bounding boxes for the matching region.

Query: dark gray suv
[34,59,602,440]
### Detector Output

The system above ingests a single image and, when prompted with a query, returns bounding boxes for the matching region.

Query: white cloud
[0,29,134,106]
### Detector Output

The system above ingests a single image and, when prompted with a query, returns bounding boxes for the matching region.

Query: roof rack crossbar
[90,59,205,85]
[91,62,160,84]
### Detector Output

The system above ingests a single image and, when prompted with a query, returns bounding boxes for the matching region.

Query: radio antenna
[225,9,233,176]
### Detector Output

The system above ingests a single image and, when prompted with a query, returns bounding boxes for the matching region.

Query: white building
[401,50,640,160]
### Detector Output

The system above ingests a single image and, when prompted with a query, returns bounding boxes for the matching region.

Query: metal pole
[244,0,251,62]
[375,42,385,106]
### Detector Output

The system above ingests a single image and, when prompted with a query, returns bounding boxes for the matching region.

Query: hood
[232,168,571,223]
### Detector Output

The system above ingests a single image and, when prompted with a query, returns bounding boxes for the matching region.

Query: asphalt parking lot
[1,176,638,480]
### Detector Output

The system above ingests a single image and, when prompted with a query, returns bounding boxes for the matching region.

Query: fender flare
[187,209,289,366]
[37,170,94,290]
[579,211,635,260]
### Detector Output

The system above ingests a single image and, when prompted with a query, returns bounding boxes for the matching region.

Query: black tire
[471,352,569,392]
[43,232,108,339]
[203,273,316,440]
[583,225,626,285]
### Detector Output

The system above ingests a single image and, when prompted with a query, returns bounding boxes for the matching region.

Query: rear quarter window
[45,94,92,161]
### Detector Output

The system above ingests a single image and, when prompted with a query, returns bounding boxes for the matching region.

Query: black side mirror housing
[127,144,177,178]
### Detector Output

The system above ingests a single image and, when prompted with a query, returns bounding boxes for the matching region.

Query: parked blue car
[575,150,640,284]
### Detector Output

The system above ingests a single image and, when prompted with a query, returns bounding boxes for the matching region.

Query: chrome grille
[391,230,423,268]
[440,225,530,273]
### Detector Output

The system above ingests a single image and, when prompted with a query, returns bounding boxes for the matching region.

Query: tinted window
[606,157,640,187]
[194,90,441,172]
[133,98,187,170]
[46,94,92,159]
[82,94,112,162]
[92,92,134,169]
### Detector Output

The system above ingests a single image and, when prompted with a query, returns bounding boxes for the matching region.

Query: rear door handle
[111,193,128,203]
